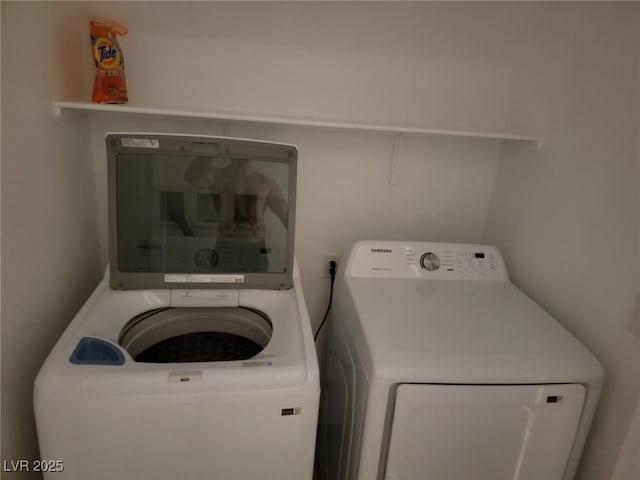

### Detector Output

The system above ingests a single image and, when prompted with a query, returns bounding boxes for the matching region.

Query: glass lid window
[115,150,291,275]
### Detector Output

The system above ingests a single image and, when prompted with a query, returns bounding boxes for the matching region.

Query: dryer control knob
[420,252,440,271]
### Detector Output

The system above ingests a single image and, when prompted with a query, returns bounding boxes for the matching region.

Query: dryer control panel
[346,241,509,281]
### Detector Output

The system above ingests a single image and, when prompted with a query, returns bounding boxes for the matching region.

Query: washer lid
[107,134,297,290]
[342,277,603,384]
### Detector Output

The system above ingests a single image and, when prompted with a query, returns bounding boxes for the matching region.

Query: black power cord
[314,260,337,341]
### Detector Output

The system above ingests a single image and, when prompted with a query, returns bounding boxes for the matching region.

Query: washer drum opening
[119,307,272,363]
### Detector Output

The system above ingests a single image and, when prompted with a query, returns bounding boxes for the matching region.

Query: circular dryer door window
[119,307,272,363]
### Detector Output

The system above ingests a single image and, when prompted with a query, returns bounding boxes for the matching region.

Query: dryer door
[383,384,585,480]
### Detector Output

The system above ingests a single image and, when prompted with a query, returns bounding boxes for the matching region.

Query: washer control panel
[347,241,509,281]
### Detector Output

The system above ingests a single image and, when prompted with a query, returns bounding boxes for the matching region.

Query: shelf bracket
[389,134,404,185]
[53,104,66,119]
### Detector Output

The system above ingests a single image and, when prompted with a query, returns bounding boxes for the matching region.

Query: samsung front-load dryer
[318,241,603,480]
[34,134,320,480]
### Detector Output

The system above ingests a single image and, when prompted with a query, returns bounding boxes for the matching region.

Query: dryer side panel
[319,330,355,480]
[383,383,585,480]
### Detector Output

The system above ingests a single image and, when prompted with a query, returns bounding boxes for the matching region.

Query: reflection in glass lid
[107,134,297,290]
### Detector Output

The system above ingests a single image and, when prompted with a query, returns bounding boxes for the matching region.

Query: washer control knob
[420,252,440,271]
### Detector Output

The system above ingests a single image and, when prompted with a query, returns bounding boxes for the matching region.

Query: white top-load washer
[35,134,319,480]
[319,241,603,480]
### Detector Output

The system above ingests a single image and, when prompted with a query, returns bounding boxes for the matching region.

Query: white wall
[484,4,640,480]
[1,3,102,478]
[86,113,499,324]
[612,396,640,480]
[79,0,518,325]
[87,2,522,133]
[1,3,638,480]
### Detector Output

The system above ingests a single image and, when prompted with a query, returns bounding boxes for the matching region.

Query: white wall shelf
[53,101,543,146]
[53,101,543,185]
